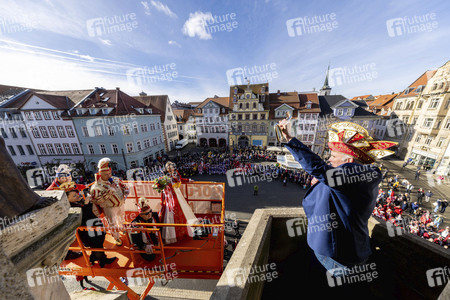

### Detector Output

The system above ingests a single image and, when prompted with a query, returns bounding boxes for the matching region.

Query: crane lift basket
[59,181,226,300]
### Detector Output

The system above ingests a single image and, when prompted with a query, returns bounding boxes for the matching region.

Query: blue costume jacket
[285,138,382,264]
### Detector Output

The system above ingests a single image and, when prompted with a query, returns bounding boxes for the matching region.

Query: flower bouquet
[153,175,171,193]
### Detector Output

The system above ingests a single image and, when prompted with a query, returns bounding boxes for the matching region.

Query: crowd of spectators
[373,172,449,248]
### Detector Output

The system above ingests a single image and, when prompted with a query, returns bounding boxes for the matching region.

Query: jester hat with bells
[327,121,397,164]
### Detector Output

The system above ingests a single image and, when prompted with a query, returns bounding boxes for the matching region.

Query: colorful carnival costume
[158,162,200,244]
[47,164,87,191]
[90,158,129,246]
[284,121,397,272]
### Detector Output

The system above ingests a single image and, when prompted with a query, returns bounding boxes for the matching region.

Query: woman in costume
[159,161,199,244]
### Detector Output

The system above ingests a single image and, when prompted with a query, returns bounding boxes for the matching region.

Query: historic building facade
[229,83,270,148]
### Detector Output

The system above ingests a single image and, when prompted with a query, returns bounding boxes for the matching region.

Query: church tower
[319,65,332,96]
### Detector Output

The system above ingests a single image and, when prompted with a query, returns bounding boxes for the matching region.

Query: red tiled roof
[397,70,436,99]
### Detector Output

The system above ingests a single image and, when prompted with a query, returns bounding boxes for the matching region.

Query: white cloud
[182,11,214,40]
[168,40,181,48]
[99,38,112,46]
[150,0,177,18]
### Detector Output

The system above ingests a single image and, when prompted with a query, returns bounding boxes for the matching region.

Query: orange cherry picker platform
[59,181,226,300]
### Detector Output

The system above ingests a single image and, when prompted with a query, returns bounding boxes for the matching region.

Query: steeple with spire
[319,64,332,96]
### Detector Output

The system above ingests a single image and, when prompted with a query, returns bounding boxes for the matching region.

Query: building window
[34,112,42,120]
[99,144,107,155]
[48,126,58,138]
[43,111,51,120]
[72,143,80,154]
[144,139,150,148]
[111,144,119,154]
[63,143,72,154]
[37,144,47,155]
[24,112,34,120]
[95,126,102,137]
[425,136,434,145]
[133,124,139,134]
[252,124,257,132]
[26,145,34,155]
[445,119,450,129]
[46,144,55,155]
[31,127,40,138]
[126,142,133,153]
[107,126,114,136]
[87,144,95,154]
[82,126,89,137]
[7,146,16,156]
[55,143,64,154]
[57,126,66,138]
[245,114,250,120]
[150,123,155,131]
[260,124,265,132]
[346,109,352,116]
[137,141,142,151]
[423,118,434,128]
[52,111,60,120]
[123,125,131,135]
[437,137,446,148]
[336,109,343,116]
[9,128,17,138]
[141,124,148,132]
[0,128,7,138]
[415,134,422,143]
[429,98,440,109]
[39,126,49,138]
[417,100,423,109]
[238,114,242,120]
[66,126,75,138]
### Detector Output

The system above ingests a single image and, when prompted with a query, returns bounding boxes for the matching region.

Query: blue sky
[0,0,448,103]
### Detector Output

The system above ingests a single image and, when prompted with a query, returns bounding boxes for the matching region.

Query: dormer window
[198,109,202,113]
[346,109,352,116]
[234,87,238,95]
[261,86,265,93]
[336,109,343,116]
[102,108,109,115]
[77,109,83,115]
[89,108,96,115]
[246,94,250,99]
[146,108,152,114]
[306,102,312,109]
[137,108,144,114]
